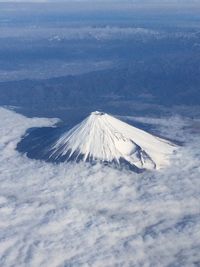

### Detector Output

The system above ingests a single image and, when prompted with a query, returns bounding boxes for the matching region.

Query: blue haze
[0,2,200,123]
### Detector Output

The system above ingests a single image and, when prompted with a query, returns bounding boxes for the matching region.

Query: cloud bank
[0,107,200,266]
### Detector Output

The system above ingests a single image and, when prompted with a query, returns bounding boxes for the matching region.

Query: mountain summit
[47,111,177,170]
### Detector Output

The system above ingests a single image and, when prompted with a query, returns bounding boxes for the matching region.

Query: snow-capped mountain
[47,111,177,170]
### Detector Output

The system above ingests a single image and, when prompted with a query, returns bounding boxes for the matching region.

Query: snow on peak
[49,111,177,170]
[91,111,105,116]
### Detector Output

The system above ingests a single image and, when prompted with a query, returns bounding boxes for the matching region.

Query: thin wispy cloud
[0,26,160,39]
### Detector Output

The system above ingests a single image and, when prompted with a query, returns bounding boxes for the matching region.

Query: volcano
[40,111,177,171]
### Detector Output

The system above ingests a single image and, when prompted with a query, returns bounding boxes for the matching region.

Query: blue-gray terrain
[0,2,200,122]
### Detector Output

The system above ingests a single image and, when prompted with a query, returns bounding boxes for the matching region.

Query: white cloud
[0,26,160,40]
[0,60,113,82]
[0,107,200,266]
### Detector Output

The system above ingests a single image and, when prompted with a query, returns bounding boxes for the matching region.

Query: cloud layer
[0,107,200,266]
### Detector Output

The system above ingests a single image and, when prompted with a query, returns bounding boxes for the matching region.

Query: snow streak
[49,111,177,170]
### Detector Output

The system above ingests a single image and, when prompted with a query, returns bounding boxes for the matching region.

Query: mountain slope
[48,111,177,170]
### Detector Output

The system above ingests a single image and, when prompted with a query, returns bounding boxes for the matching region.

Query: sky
[0,0,199,3]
